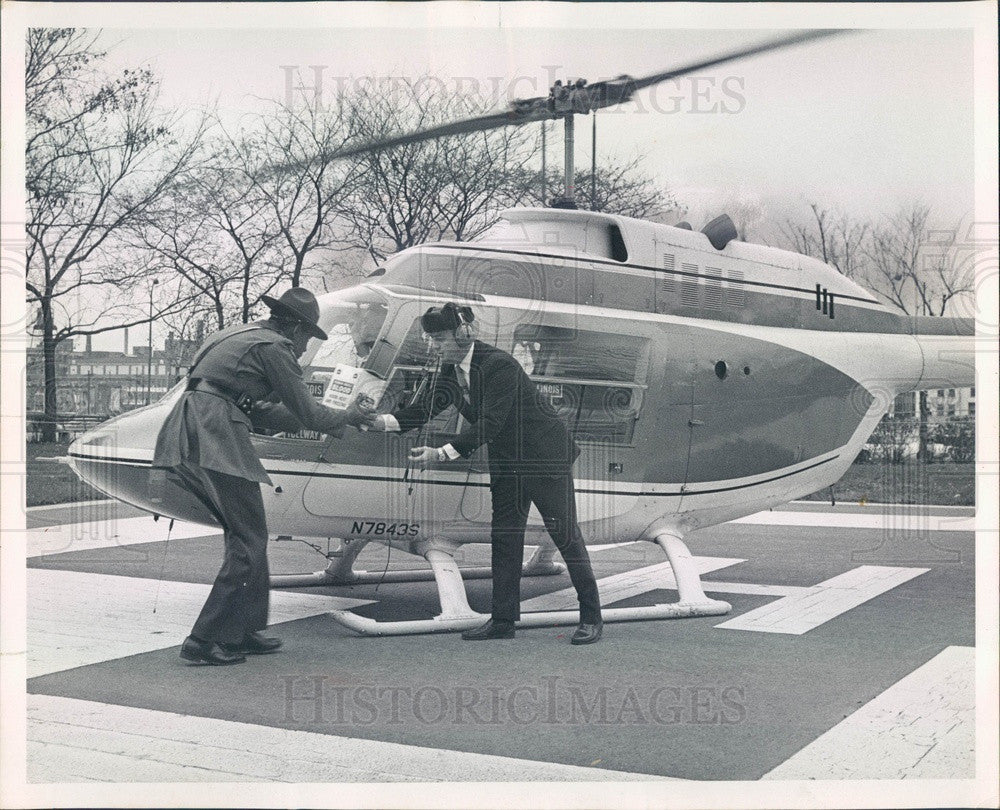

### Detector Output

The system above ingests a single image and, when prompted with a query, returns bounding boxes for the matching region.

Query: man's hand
[368,414,390,432]
[344,395,377,429]
[408,446,441,468]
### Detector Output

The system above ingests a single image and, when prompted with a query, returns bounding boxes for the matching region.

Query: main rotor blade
[328,106,555,160]
[280,28,845,169]
[627,29,843,93]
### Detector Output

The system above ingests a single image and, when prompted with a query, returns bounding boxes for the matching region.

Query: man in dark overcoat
[371,303,603,644]
[153,287,373,665]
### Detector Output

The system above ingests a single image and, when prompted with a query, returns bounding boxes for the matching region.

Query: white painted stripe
[25,498,113,512]
[522,557,744,612]
[71,446,844,498]
[26,515,216,557]
[734,510,975,532]
[587,541,642,552]
[420,245,887,313]
[27,694,673,782]
[464,285,943,399]
[701,581,806,598]
[789,500,974,512]
[27,503,976,546]
[762,646,974,780]
[715,565,929,635]
[27,569,374,677]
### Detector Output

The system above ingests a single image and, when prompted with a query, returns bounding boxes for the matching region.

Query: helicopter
[65,31,975,636]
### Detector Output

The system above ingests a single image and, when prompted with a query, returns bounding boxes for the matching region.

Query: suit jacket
[153,320,351,484]
[393,340,579,471]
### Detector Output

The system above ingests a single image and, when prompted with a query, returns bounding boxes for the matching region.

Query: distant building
[26,330,201,417]
[890,387,975,419]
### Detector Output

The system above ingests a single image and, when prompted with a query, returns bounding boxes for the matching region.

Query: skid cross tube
[269,538,565,588]
[324,532,732,637]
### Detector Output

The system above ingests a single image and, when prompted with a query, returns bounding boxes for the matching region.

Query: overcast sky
[107,25,975,223]
[4,3,993,351]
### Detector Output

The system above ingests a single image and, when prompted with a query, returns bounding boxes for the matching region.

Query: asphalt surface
[24,499,976,781]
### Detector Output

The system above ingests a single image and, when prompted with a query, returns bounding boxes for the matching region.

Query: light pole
[146,278,158,405]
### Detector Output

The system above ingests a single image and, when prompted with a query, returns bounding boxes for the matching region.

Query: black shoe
[461,619,515,640]
[570,620,603,645]
[221,631,283,655]
[180,636,246,665]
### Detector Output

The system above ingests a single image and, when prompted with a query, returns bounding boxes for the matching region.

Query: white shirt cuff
[441,443,462,460]
[381,414,401,432]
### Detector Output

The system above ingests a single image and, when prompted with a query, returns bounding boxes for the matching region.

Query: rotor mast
[563,113,574,203]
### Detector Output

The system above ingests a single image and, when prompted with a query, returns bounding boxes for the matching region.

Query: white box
[322,364,386,410]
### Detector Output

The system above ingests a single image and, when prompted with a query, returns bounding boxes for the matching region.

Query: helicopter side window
[271,294,389,439]
[377,316,460,433]
[511,324,648,444]
[307,302,390,375]
[512,324,645,381]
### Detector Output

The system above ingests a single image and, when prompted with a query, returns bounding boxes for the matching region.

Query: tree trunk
[41,301,58,443]
[917,390,930,462]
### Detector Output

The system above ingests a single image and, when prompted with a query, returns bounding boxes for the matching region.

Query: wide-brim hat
[261,287,327,340]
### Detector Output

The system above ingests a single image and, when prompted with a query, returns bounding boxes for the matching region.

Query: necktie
[455,366,472,431]
[455,365,470,398]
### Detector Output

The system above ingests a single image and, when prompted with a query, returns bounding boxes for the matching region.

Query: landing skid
[324,532,732,637]
[269,538,565,588]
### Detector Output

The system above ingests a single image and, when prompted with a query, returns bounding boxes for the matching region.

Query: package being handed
[322,364,386,411]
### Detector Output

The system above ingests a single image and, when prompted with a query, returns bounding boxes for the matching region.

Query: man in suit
[371,303,603,644]
[153,287,374,665]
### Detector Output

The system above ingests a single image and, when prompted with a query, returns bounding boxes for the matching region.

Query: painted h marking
[520,557,744,612]
[715,565,929,635]
[762,646,974,779]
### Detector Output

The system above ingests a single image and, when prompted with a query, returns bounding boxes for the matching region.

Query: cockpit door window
[509,322,649,445]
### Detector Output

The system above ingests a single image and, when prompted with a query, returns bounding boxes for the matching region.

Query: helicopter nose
[68,397,174,506]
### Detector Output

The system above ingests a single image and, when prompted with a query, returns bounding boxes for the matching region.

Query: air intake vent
[704,268,723,309]
[681,263,699,307]
[661,254,675,293]
[725,269,746,307]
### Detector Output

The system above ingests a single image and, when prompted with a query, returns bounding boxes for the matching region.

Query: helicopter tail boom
[907,316,976,392]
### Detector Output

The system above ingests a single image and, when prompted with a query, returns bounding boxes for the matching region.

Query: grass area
[24,442,975,508]
[803,462,975,506]
[26,442,107,507]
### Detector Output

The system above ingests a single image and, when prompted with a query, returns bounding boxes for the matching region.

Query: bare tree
[25,28,204,440]
[780,200,974,463]
[132,141,286,329]
[862,203,974,461]
[226,100,359,287]
[548,156,683,222]
[158,306,209,382]
[780,202,869,280]
[863,204,972,316]
[337,78,540,263]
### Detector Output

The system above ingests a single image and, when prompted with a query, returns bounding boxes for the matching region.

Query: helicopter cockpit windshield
[301,286,390,376]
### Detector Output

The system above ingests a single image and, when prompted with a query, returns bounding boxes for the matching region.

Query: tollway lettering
[280,676,746,726]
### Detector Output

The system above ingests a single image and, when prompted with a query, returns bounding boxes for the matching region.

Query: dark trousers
[489,467,601,624]
[169,464,270,645]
